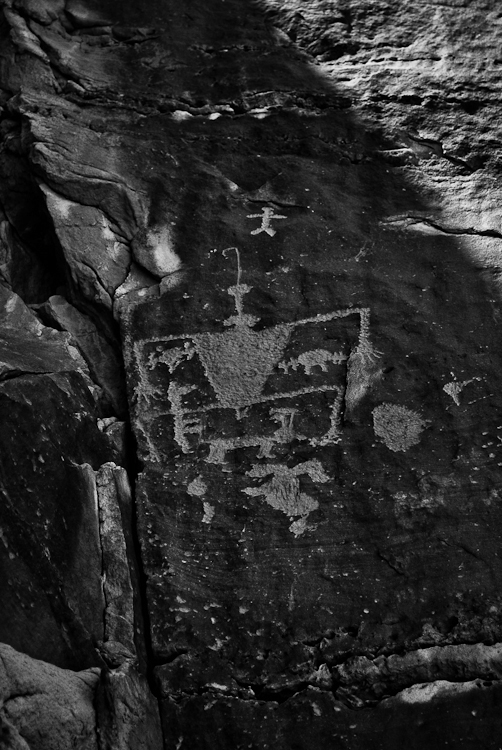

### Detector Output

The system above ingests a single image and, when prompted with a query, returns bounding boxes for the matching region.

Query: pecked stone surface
[1,0,502,746]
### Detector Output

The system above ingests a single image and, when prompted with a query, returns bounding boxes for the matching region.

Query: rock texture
[0,642,99,750]
[96,663,163,750]
[1,0,502,747]
[161,680,502,750]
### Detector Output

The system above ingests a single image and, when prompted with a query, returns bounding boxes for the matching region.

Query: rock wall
[1,0,502,747]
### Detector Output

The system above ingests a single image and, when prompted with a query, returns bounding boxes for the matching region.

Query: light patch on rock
[39,183,73,220]
[172,110,194,121]
[99,214,126,263]
[0,526,10,551]
[201,502,215,524]
[146,226,182,276]
[396,679,478,704]
[5,295,18,314]
[372,403,426,452]
[66,0,111,27]
[187,475,208,497]
[97,417,118,432]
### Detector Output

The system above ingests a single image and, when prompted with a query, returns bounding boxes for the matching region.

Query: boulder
[0,643,99,750]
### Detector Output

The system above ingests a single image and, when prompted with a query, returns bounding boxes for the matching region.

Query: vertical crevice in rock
[95,463,136,664]
[119,427,157,683]
[93,462,163,750]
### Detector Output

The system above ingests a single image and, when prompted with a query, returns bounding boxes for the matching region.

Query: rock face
[1,0,502,747]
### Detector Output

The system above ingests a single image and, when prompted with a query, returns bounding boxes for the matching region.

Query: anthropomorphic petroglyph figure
[247,206,287,236]
[243,459,329,535]
[193,248,291,413]
[269,407,306,443]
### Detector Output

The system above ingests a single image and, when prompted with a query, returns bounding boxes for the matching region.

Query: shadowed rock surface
[1,0,502,747]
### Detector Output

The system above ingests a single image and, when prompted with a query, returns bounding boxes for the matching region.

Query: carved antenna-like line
[222,246,241,286]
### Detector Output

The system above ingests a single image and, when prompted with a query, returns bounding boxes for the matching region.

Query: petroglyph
[247,206,287,236]
[345,308,383,409]
[310,388,344,446]
[187,475,207,497]
[373,403,427,452]
[353,242,374,262]
[201,502,215,524]
[190,247,290,414]
[206,406,307,464]
[168,382,203,453]
[187,476,214,524]
[345,349,381,409]
[195,323,290,411]
[135,249,378,462]
[207,435,276,465]
[351,308,382,365]
[148,342,195,374]
[279,349,347,375]
[270,408,306,443]
[243,460,329,537]
[443,378,480,406]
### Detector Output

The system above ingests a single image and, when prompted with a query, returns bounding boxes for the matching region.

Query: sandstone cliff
[1,0,502,747]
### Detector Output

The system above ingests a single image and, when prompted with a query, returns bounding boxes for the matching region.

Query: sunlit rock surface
[1,0,502,747]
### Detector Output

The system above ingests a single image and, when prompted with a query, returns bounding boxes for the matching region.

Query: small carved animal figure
[279,348,346,375]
